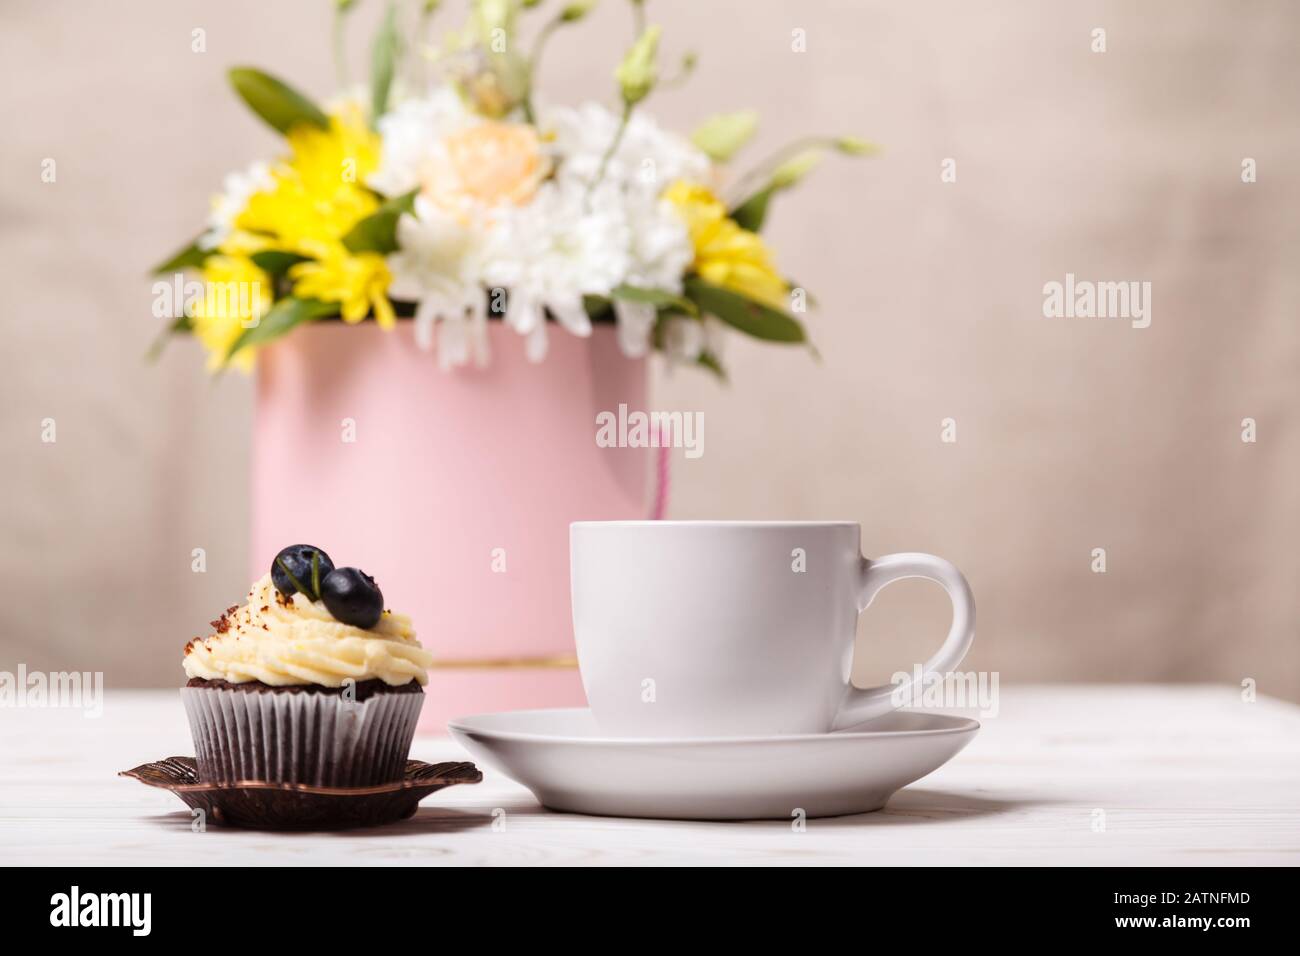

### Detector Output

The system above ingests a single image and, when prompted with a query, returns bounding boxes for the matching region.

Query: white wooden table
[2,685,1297,866]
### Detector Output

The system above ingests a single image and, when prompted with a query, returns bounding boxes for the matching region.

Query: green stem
[658,53,696,91]
[276,558,309,598]
[522,17,563,124]
[727,136,839,204]
[589,100,633,197]
[416,3,440,91]
[333,9,350,89]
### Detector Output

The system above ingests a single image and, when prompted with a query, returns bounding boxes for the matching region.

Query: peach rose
[419,122,551,215]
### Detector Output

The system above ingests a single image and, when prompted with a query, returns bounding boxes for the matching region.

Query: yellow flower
[237,104,381,250]
[419,121,551,215]
[664,180,789,309]
[289,241,396,328]
[214,229,274,258]
[189,255,272,371]
[230,103,396,326]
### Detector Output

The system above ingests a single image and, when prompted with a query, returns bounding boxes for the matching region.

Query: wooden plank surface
[1,685,1297,866]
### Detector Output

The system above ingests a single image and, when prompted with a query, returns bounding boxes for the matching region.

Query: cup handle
[831,552,976,731]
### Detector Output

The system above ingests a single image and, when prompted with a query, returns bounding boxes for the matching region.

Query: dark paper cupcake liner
[180,685,424,787]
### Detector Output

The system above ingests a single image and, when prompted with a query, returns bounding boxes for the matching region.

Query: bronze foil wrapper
[121,756,482,830]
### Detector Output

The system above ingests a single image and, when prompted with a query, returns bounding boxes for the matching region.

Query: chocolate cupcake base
[181,681,425,787]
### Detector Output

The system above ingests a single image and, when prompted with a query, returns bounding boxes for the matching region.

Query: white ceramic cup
[570,521,975,738]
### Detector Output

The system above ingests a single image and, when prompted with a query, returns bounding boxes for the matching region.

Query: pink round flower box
[250,321,649,733]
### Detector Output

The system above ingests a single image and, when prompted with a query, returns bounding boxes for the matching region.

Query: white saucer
[448,708,979,820]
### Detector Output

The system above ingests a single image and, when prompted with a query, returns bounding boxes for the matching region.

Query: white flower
[541,101,711,196]
[388,196,491,369]
[613,193,694,356]
[369,89,477,198]
[480,179,631,361]
[376,90,713,366]
[540,102,703,357]
[612,299,657,358]
[663,316,727,367]
[624,196,693,290]
[420,293,491,369]
[198,161,273,251]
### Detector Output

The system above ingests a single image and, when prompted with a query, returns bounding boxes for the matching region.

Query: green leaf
[696,349,727,381]
[342,189,417,254]
[229,67,329,135]
[560,1,598,22]
[729,186,773,232]
[275,556,309,596]
[249,250,312,276]
[684,277,805,343]
[729,152,821,232]
[152,239,209,275]
[145,315,193,363]
[583,294,613,321]
[371,3,399,122]
[222,297,336,364]
[834,135,879,156]
[770,149,823,189]
[690,110,759,162]
[611,283,698,316]
[730,137,876,232]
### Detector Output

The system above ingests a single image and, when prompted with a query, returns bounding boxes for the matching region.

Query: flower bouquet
[152,0,872,376]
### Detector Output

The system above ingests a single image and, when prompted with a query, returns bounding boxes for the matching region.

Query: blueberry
[320,567,384,629]
[271,544,335,602]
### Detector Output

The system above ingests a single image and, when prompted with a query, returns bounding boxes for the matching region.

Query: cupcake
[180,544,434,787]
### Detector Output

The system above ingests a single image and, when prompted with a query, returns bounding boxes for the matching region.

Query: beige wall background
[2,1,1297,696]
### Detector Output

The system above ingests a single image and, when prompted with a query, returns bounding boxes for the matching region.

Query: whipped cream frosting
[183,574,432,687]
